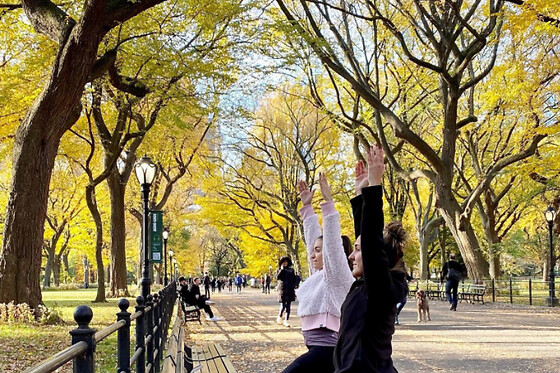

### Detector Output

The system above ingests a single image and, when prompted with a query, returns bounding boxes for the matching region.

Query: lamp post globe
[163,227,170,286]
[545,206,558,307]
[135,156,157,300]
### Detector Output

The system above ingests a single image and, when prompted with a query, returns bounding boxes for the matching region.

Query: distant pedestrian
[264,274,271,294]
[276,256,297,327]
[235,273,243,293]
[228,277,233,292]
[395,272,413,325]
[442,253,463,311]
[202,272,211,299]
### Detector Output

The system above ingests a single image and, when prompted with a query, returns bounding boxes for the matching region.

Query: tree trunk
[436,188,489,280]
[52,257,61,287]
[108,167,130,297]
[83,256,90,288]
[43,249,55,289]
[86,185,107,303]
[418,233,430,280]
[0,133,64,309]
[0,1,108,309]
[62,253,70,283]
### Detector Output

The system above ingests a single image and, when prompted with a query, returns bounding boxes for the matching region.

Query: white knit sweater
[296,201,355,330]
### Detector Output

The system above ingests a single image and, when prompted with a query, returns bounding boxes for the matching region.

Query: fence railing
[24,281,178,373]
[413,277,557,307]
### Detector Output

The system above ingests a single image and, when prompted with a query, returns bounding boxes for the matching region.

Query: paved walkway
[183,288,560,372]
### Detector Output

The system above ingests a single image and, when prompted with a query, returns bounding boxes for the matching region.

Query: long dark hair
[341,235,352,270]
[278,256,293,268]
[383,221,407,270]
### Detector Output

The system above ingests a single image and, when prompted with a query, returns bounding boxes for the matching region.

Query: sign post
[150,211,163,263]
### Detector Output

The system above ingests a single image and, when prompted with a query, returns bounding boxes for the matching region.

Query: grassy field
[0,289,139,372]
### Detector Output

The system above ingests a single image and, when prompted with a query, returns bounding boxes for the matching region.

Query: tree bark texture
[0,1,106,308]
[0,0,168,308]
[85,185,106,303]
[436,186,489,280]
[108,170,129,297]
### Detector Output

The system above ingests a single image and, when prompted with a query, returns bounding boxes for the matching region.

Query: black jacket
[276,267,297,303]
[442,260,463,282]
[334,186,404,373]
[179,284,196,305]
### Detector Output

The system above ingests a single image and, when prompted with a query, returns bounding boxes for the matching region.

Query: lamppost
[163,227,170,286]
[168,250,173,283]
[172,259,177,281]
[135,156,157,300]
[545,206,558,307]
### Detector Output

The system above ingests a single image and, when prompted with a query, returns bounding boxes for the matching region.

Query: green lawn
[0,289,143,372]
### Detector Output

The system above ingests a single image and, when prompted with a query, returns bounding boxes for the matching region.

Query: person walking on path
[235,273,243,293]
[276,256,297,327]
[395,272,413,325]
[202,272,211,299]
[334,146,408,373]
[441,253,463,311]
[264,273,271,294]
[283,173,355,373]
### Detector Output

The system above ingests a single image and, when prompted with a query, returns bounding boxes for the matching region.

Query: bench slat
[207,344,229,373]
[191,343,237,373]
[215,344,237,373]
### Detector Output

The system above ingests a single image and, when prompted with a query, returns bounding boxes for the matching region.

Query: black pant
[204,285,211,299]
[181,299,213,319]
[282,345,335,373]
[446,279,458,308]
[197,296,214,318]
[278,301,292,320]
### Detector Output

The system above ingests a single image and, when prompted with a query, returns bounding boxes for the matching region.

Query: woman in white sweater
[282,173,355,373]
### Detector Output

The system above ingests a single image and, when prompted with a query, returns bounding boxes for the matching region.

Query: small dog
[416,290,431,322]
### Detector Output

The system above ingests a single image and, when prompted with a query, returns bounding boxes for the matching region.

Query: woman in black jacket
[334,146,407,373]
[276,256,297,327]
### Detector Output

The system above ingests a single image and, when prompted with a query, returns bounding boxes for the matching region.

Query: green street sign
[150,210,163,263]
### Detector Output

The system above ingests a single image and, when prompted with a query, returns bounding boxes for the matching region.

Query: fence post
[153,293,161,373]
[159,290,165,365]
[135,296,146,373]
[117,298,131,373]
[492,278,495,303]
[509,278,513,304]
[529,279,532,306]
[146,294,154,371]
[70,305,95,373]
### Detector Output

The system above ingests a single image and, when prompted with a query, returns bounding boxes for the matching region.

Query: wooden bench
[409,281,445,301]
[178,293,202,324]
[460,283,487,304]
[183,304,202,324]
[189,343,237,373]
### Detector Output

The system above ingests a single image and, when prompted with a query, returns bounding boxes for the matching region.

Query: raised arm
[351,160,368,239]
[318,173,355,290]
[360,146,398,302]
[298,180,321,274]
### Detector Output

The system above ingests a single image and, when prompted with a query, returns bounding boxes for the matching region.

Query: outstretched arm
[298,180,321,274]
[351,160,368,239]
[360,146,398,302]
[318,173,354,288]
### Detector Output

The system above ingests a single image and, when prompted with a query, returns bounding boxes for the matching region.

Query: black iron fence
[412,277,558,307]
[24,281,177,373]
